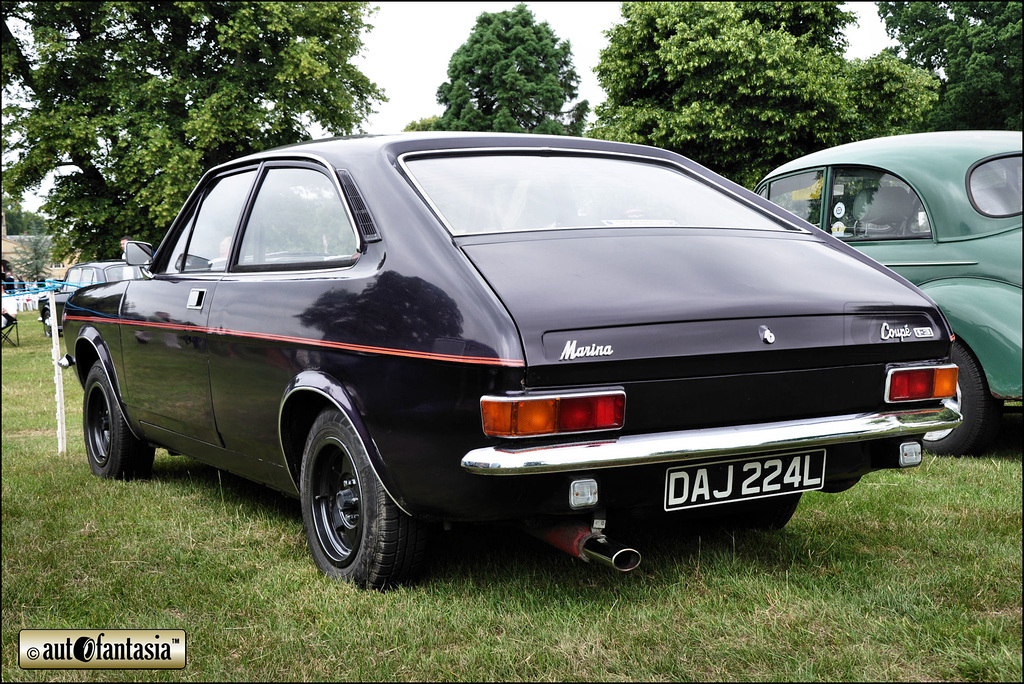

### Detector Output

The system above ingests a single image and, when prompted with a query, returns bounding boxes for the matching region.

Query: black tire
[923,340,1002,456]
[41,305,52,337]
[300,408,432,590]
[83,360,154,479]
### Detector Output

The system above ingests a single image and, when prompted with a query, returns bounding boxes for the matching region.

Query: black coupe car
[62,133,962,589]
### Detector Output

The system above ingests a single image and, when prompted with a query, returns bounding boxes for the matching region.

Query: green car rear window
[969,155,1022,218]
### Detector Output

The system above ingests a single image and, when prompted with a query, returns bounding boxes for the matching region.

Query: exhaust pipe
[524,521,641,572]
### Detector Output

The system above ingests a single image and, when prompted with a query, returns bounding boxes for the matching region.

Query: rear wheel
[83,360,154,479]
[923,340,1002,456]
[300,408,432,590]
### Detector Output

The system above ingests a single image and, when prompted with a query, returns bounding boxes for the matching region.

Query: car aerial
[757,131,1022,456]
[61,132,962,589]
[39,260,143,336]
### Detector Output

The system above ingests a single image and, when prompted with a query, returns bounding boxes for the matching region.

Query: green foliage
[2,194,46,236]
[1,1,384,262]
[434,3,588,135]
[6,221,51,285]
[878,1,1023,131]
[590,2,938,189]
[405,115,442,132]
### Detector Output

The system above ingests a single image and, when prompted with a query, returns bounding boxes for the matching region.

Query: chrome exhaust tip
[581,535,641,572]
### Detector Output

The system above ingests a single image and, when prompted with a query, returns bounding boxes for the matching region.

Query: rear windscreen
[404,154,791,236]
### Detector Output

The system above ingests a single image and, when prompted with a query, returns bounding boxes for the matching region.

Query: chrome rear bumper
[461,404,962,475]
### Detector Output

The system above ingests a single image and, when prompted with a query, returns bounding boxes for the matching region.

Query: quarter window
[969,155,1022,217]
[236,167,359,270]
[764,170,824,226]
[826,168,930,241]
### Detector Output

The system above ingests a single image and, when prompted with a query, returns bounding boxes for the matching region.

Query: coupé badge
[559,340,614,361]
[759,325,776,344]
[880,322,912,341]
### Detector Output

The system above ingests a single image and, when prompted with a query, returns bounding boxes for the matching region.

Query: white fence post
[48,290,66,454]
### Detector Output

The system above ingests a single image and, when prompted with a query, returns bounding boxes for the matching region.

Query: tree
[590,2,938,189]
[2,194,46,236]
[7,222,52,286]
[434,3,588,135]
[878,1,1022,131]
[405,115,442,132]
[2,2,384,261]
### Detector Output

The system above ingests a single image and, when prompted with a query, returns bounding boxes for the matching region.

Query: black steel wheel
[300,408,432,590]
[923,340,1002,456]
[82,360,154,479]
[41,305,52,337]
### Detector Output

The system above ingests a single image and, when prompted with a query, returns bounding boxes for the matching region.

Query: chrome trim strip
[461,406,963,475]
[882,261,978,267]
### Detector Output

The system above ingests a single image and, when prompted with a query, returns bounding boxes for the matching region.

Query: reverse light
[886,365,958,403]
[481,392,625,438]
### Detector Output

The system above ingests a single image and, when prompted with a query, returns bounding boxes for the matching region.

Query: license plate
[664,450,826,512]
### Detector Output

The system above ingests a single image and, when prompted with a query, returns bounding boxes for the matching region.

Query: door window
[236,167,359,270]
[61,267,83,293]
[166,170,257,274]
[827,167,930,240]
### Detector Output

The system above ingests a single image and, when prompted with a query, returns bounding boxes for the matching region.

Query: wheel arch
[73,325,150,444]
[278,370,411,515]
[919,278,1022,400]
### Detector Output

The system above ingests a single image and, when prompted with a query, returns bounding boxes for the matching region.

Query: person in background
[2,303,15,329]
[120,236,133,259]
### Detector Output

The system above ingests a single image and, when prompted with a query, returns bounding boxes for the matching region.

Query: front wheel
[923,340,1002,456]
[40,306,52,337]
[300,408,432,590]
[83,360,154,479]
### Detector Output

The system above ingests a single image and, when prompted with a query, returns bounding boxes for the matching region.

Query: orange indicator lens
[481,393,625,438]
[888,366,958,402]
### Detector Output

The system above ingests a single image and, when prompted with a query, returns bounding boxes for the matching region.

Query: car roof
[68,260,133,269]
[224,131,691,172]
[763,131,1021,181]
[760,131,1023,236]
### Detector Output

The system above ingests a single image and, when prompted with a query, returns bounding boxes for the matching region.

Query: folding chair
[1,317,18,347]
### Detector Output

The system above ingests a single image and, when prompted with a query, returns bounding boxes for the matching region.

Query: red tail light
[481,392,625,438]
[886,365,958,403]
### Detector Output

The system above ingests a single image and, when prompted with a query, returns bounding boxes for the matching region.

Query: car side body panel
[919,278,1022,399]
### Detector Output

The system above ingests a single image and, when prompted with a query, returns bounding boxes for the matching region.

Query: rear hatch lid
[460,228,949,386]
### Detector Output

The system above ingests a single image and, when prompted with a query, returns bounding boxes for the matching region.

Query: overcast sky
[19,2,896,212]
[355,1,897,134]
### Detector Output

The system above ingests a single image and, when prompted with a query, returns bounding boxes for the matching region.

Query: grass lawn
[3,328,1021,681]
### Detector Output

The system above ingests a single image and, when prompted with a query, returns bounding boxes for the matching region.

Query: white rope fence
[3,282,68,454]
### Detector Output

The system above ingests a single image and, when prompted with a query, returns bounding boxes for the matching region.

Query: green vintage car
[757,131,1021,456]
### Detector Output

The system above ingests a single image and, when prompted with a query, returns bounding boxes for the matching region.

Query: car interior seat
[853,186,916,237]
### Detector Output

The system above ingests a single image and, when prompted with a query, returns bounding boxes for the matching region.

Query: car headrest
[854,186,914,225]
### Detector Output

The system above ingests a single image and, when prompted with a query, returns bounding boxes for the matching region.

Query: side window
[237,167,359,270]
[166,170,257,274]
[765,170,824,227]
[827,167,930,240]
[62,267,82,293]
[969,154,1022,217]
